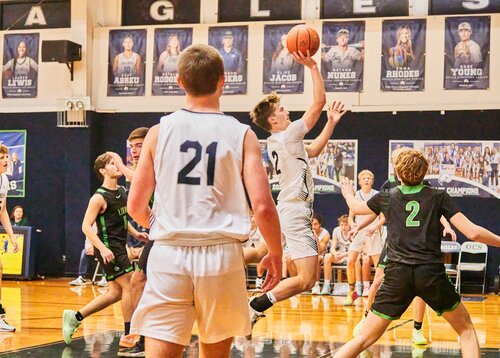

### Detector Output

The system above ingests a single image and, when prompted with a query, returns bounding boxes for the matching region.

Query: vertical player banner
[260,139,358,194]
[0,130,26,197]
[2,33,39,98]
[263,24,304,94]
[208,26,248,95]
[321,21,365,92]
[389,140,500,199]
[152,27,193,96]
[380,19,426,91]
[107,29,147,96]
[444,16,490,90]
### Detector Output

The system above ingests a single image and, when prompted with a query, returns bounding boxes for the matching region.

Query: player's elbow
[465,226,481,242]
[252,200,277,222]
[314,95,326,108]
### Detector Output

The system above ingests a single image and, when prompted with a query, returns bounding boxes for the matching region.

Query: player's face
[104,160,123,179]
[340,220,350,233]
[458,29,471,41]
[0,153,8,174]
[17,42,27,57]
[223,37,233,47]
[359,174,373,189]
[271,104,291,131]
[129,138,144,165]
[123,37,134,51]
[312,218,321,234]
[13,207,23,220]
[336,34,349,46]
[399,29,410,43]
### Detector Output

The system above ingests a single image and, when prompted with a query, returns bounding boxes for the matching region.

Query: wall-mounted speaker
[42,40,81,63]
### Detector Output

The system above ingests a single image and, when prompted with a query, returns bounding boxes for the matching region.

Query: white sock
[363,281,370,289]
[315,281,320,286]
[324,280,330,285]
[266,291,278,304]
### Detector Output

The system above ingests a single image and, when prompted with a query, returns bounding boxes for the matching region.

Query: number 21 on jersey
[177,140,218,186]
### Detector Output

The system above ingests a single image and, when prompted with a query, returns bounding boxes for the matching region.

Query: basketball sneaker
[255,277,263,290]
[97,276,108,287]
[118,339,145,357]
[412,328,428,345]
[0,314,15,332]
[62,310,81,344]
[69,276,86,286]
[246,296,265,340]
[311,282,321,295]
[343,290,359,306]
[119,334,141,348]
[320,282,331,295]
[362,287,370,297]
[411,345,427,358]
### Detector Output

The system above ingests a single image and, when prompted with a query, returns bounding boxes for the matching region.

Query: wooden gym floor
[0,279,499,357]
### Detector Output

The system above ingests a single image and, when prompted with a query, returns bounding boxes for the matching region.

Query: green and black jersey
[367,185,460,265]
[380,175,431,191]
[95,186,128,248]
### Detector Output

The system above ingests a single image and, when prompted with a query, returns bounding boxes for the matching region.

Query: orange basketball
[286,25,320,57]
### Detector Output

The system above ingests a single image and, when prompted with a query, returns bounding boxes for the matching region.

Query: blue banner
[107,29,147,97]
[209,26,248,95]
[380,19,426,91]
[2,33,39,98]
[321,21,364,92]
[389,140,499,199]
[263,24,304,94]
[152,28,192,96]
[0,131,27,197]
[444,16,490,90]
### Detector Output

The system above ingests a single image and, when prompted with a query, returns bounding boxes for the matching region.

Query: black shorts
[95,240,133,281]
[371,262,461,320]
[137,240,154,274]
[377,246,388,268]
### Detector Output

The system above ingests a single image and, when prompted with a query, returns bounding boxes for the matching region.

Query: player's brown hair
[94,153,112,181]
[337,214,348,225]
[178,44,224,96]
[0,144,8,155]
[250,92,281,132]
[394,149,429,186]
[128,127,149,141]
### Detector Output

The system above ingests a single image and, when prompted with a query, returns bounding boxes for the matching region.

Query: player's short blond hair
[337,214,348,225]
[94,153,112,181]
[178,44,224,96]
[394,149,428,186]
[250,92,281,132]
[357,169,374,182]
[128,127,149,141]
[0,144,8,155]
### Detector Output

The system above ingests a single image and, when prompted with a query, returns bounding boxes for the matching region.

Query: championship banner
[2,33,39,98]
[389,141,500,199]
[107,29,147,97]
[1,232,24,275]
[208,26,248,95]
[263,24,304,94]
[444,16,490,90]
[380,19,426,92]
[0,130,27,197]
[430,0,500,15]
[260,139,358,194]
[321,0,409,18]
[321,21,364,92]
[152,28,192,96]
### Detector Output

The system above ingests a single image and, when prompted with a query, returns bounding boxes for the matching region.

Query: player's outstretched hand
[100,247,115,264]
[347,227,358,241]
[135,232,149,243]
[327,100,347,124]
[340,177,355,198]
[106,151,124,167]
[11,238,19,253]
[259,253,282,292]
[291,50,317,68]
[443,226,457,242]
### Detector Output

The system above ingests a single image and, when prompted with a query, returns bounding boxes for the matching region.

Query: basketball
[286,24,320,56]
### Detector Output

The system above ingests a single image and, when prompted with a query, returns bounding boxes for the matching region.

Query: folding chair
[456,241,488,294]
[92,259,104,284]
[440,241,461,285]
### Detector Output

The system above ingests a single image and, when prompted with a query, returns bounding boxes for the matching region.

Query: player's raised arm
[341,177,375,215]
[449,212,500,247]
[292,51,326,131]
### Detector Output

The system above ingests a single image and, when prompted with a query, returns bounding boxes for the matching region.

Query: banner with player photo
[263,24,304,94]
[152,28,192,96]
[380,19,426,92]
[389,140,500,199]
[321,21,364,92]
[209,26,248,95]
[2,33,39,98]
[107,29,147,96]
[0,130,26,197]
[444,16,490,90]
[260,139,357,194]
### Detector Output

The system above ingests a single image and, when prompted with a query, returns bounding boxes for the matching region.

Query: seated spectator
[322,214,350,294]
[10,205,29,226]
[311,214,331,294]
[69,238,107,287]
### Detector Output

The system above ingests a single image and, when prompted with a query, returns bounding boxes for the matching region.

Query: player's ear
[218,74,225,88]
[177,76,184,89]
